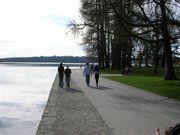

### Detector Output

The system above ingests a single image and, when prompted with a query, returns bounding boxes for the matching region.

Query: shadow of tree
[89,85,113,90]
[64,88,82,93]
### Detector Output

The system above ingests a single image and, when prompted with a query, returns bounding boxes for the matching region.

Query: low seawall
[36,74,113,135]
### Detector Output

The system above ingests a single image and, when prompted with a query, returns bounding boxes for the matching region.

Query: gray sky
[0,0,85,58]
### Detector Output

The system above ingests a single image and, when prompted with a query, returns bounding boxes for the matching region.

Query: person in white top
[83,63,92,86]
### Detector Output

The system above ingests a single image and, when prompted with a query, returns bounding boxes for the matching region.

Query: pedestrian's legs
[95,74,99,86]
[66,76,68,87]
[59,80,61,87]
[59,75,63,87]
[68,76,71,87]
[66,76,70,87]
[68,77,70,87]
[59,79,63,87]
[86,74,90,86]
[59,74,61,86]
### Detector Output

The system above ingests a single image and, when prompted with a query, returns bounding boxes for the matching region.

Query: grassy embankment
[101,67,180,101]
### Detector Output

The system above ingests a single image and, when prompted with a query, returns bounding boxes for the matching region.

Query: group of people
[83,63,100,87]
[58,62,100,88]
[58,63,71,88]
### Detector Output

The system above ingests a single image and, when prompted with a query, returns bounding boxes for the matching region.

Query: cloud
[0,0,85,58]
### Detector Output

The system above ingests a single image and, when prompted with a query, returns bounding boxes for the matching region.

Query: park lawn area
[102,67,180,101]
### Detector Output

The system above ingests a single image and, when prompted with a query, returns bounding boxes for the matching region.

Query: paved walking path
[36,73,113,135]
[71,69,180,135]
[37,69,180,135]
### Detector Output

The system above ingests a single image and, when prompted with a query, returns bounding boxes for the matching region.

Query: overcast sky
[0,0,85,58]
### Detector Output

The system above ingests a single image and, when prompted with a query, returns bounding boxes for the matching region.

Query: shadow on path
[89,85,113,90]
[111,92,170,104]
[64,87,82,93]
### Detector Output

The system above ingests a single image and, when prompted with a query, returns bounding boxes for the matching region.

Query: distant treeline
[0,56,95,63]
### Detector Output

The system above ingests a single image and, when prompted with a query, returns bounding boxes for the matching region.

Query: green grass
[102,67,180,101]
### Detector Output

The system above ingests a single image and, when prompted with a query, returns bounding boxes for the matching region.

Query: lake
[0,62,79,135]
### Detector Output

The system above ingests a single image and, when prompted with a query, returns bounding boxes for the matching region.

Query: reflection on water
[0,63,57,135]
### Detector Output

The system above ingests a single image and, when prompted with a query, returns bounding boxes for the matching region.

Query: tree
[109,0,180,79]
[69,0,180,80]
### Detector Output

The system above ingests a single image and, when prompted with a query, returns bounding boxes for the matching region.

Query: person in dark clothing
[64,66,71,88]
[93,65,100,86]
[122,66,131,75]
[58,63,64,87]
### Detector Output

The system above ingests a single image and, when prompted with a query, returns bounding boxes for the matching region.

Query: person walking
[58,63,64,87]
[93,65,100,86]
[83,63,92,86]
[64,66,71,88]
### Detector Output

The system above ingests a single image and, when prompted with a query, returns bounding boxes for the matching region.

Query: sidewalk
[36,74,113,135]
[71,69,180,135]
[37,69,180,135]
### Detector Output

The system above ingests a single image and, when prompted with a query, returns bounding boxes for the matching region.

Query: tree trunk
[106,24,110,68]
[97,25,102,68]
[160,53,165,67]
[111,41,116,69]
[160,0,177,80]
[154,43,160,74]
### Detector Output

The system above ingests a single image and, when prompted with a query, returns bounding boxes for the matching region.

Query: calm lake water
[0,63,78,135]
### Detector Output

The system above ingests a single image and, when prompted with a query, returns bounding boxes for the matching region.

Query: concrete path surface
[36,74,113,135]
[71,69,180,135]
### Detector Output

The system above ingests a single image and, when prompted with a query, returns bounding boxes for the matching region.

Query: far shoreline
[0,62,87,67]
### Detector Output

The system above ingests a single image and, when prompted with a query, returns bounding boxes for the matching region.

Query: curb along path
[36,74,113,135]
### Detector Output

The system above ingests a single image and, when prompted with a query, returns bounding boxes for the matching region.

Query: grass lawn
[102,67,180,101]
